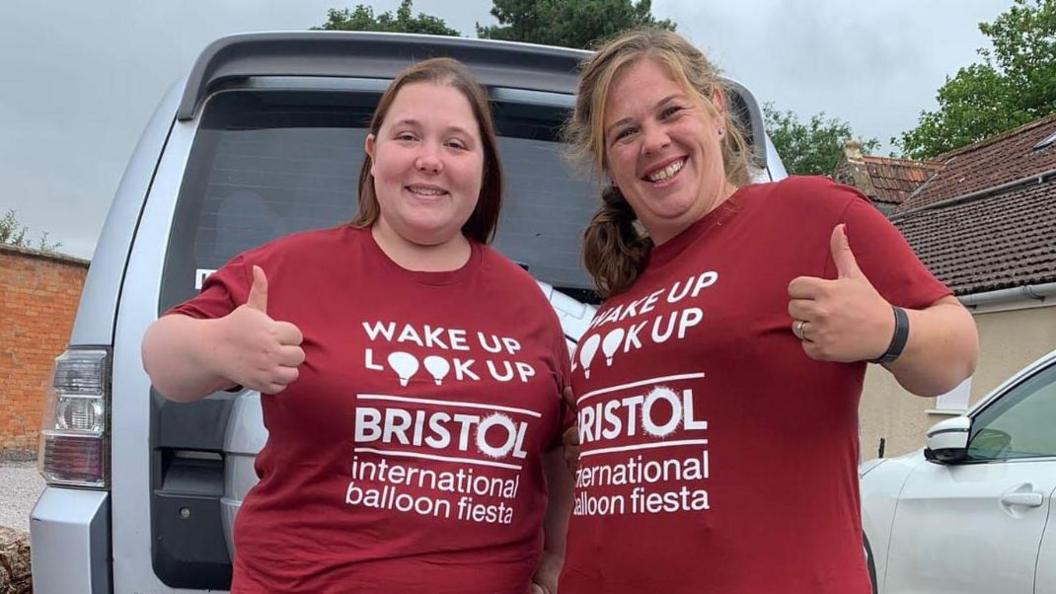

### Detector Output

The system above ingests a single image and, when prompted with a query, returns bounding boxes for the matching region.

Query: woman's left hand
[787,224,894,362]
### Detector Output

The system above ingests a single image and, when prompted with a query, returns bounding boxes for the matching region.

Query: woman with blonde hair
[559,29,977,593]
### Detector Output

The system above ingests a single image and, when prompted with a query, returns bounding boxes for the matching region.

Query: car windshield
[159,88,601,313]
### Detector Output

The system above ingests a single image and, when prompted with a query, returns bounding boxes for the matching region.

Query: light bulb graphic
[423,355,450,386]
[387,351,419,387]
[578,334,600,378]
[602,328,625,366]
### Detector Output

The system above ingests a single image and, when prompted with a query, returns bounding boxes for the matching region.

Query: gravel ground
[0,461,44,532]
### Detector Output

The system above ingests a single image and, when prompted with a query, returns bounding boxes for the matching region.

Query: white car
[860,347,1056,594]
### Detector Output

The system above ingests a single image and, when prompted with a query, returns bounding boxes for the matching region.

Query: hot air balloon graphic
[602,328,625,366]
[578,334,601,379]
[423,356,451,386]
[387,352,419,387]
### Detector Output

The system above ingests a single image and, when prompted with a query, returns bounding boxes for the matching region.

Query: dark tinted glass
[968,362,1056,460]
[161,89,599,312]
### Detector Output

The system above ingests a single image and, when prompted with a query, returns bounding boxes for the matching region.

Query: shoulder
[478,244,542,290]
[477,243,560,311]
[239,225,361,264]
[742,175,869,217]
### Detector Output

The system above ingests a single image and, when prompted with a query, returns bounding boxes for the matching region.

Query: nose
[416,145,444,175]
[641,123,670,155]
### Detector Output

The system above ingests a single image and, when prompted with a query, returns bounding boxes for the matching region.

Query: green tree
[898,0,1056,159]
[0,209,62,253]
[315,0,459,36]
[763,103,880,176]
[476,0,675,50]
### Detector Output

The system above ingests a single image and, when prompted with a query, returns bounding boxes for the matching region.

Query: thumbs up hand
[215,265,306,394]
[786,225,894,362]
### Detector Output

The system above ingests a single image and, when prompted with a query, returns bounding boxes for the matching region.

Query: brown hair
[352,57,503,244]
[565,28,754,297]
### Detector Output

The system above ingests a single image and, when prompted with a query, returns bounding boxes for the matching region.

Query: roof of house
[893,175,1056,296]
[859,155,944,205]
[832,142,944,207]
[897,113,1056,213]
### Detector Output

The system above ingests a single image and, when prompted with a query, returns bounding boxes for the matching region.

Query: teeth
[409,186,444,196]
[648,159,685,182]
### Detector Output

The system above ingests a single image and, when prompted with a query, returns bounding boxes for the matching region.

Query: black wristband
[870,306,909,365]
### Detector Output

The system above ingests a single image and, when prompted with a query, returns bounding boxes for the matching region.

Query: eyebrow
[391,118,475,138]
[605,93,686,138]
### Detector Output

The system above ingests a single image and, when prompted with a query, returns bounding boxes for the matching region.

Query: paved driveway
[0,462,44,532]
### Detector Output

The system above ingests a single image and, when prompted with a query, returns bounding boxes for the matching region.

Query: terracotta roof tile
[832,150,942,206]
[860,156,943,204]
[897,113,1056,212]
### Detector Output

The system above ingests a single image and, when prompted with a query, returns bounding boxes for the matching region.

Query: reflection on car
[860,347,1056,594]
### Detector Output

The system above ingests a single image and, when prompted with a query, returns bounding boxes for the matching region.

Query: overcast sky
[0,0,1011,259]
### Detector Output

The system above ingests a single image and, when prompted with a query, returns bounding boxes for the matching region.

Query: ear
[364,133,377,176]
[710,87,726,115]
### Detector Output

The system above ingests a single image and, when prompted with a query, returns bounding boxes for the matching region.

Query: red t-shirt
[168,226,570,594]
[559,177,950,594]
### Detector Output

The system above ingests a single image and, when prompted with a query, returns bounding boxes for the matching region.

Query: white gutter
[959,282,1056,308]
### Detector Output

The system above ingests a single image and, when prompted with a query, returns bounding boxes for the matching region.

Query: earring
[717,128,725,137]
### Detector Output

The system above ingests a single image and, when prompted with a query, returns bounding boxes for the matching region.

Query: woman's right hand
[210,265,305,394]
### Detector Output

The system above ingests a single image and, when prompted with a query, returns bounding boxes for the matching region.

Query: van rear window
[161,90,599,312]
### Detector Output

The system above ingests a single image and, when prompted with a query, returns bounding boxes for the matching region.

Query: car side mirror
[923,415,971,464]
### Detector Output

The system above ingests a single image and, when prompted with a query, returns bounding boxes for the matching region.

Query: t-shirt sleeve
[548,318,576,451]
[828,186,951,309]
[165,254,254,320]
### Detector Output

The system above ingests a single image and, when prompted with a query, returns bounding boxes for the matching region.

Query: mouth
[405,184,449,197]
[642,157,686,184]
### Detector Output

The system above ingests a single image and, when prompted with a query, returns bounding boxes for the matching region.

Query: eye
[445,139,468,150]
[660,105,684,119]
[613,126,638,142]
[395,131,419,142]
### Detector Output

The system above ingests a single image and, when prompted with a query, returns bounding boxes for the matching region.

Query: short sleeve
[165,254,253,320]
[830,191,951,309]
[543,311,575,451]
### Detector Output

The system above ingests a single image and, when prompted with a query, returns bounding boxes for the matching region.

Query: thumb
[830,224,862,279]
[246,265,268,312]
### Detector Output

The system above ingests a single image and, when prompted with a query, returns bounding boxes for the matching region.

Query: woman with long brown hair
[143,58,571,594]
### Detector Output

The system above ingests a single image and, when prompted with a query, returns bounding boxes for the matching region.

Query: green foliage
[763,103,880,176]
[898,0,1056,159]
[0,209,62,253]
[476,0,675,50]
[315,0,459,36]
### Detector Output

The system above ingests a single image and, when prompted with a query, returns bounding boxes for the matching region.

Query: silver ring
[792,320,806,341]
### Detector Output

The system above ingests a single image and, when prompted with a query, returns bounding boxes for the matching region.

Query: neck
[371,222,472,272]
[651,181,739,246]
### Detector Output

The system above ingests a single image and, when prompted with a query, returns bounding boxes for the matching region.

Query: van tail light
[38,348,111,488]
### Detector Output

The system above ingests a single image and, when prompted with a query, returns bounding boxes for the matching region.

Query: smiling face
[603,58,735,245]
[365,81,485,250]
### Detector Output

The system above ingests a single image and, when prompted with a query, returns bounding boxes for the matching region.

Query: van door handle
[1000,492,1044,508]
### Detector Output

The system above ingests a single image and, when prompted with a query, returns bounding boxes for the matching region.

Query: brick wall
[0,245,88,454]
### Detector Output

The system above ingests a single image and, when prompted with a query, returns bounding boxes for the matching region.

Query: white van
[30,31,785,593]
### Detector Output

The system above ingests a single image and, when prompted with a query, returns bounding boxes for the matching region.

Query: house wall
[0,245,88,454]
[859,303,1056,460]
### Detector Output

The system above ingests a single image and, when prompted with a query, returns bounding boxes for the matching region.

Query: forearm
[141,314,237,402]
[885,297,979,397]
[542,446,573,557]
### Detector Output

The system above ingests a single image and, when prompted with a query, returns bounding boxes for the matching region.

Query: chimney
[843,139,864,162]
